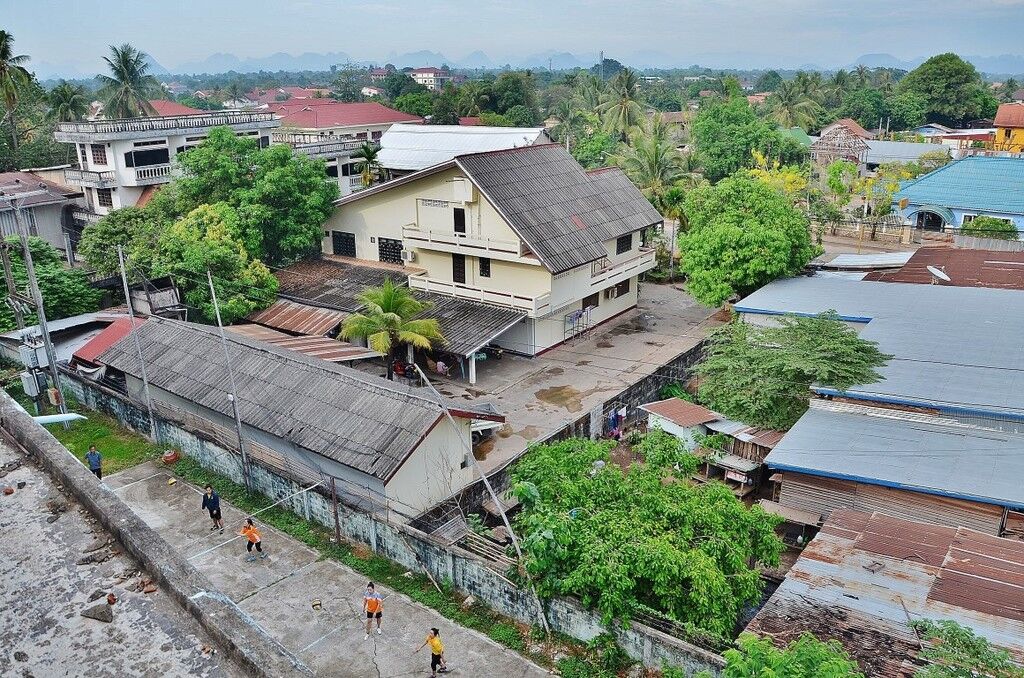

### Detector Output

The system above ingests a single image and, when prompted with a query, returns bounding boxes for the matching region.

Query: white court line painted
[110,471,167,492]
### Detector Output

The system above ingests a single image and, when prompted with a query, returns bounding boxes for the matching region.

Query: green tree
[768,81,821,130]
[77,204,164,276]
[429,84,461,125]
[571,113,618,169]
[837,88,885,129]
[697,313,892,430]
[680,173,816,305]
[478,111,513,127]
[153,204,278,324]
[340,280,445,380]
[884,91,928,130]
[898,53,997,125]
[503,104,535,127]
[911,619,1024,678]
[710,633,864,678]
[0,30,31,151]
[493,71,539,120]
[0,76,66,171]
[174,127,338,265]
[331,63,364,102]
[597,68,644,138]
[46,81,90,123]
[97,43,161,118]
[511,432,783,637]
[352,142,381,186]
[754,70,783,92]
[393,91,433,117]
[692,98,804,183]
[613,114,687,205]
[381,71,425,100]
[960,215,1019,240]
[0,236,102,332]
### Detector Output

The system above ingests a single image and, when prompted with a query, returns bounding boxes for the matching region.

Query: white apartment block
[409,67,452,91]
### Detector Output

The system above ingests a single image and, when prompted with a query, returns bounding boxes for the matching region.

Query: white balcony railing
[408,274,550,316]
[133,164,173,183]
[402,224,522,255]
[71,208,102,225]
[590,248,657,287]
[63,168,116,188]
[55,111,277,136]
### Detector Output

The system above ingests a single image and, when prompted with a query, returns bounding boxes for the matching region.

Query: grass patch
[169,456,644,675]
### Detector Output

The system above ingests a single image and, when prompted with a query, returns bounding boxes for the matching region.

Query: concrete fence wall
[62,373,724,676]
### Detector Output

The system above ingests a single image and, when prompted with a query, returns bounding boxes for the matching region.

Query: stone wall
[62,372,724,676]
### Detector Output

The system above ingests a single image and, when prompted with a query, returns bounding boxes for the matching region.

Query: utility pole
[0,244,25,330]
[599,50,604,81]
[117,245,158,442]
[207,269,252,490]
[1,189,69,422]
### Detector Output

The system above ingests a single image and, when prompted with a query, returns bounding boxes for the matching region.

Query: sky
[5,0,1024,74]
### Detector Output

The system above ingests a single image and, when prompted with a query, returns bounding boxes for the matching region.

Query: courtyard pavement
[108,461,550,678]
[0,438,243,678]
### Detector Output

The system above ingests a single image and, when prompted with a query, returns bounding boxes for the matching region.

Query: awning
[248,299,348,336]
[226,324,378,362]
[906,204,956,225]
[758,499,822,526]
[412,291,526,357]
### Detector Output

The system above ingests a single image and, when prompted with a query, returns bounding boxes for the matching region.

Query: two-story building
[323,144,661,358]
[0,171,84,257]
[409,67,452,91]
[992,102,1024,153]
[53,106,280,221]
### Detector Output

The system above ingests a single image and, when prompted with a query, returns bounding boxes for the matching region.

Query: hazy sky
[6,0,1024,72]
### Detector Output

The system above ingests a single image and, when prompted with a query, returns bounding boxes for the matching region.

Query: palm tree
[97,44,160,118]
[550,99,587,150]
[575,73,605,112]
[0,30,31,151]
[352,142,381,186]
[794,71,825,104]
[341,280,445,380]
[597,69,644,139]
[769,81,819,130]
[225,82,243,105]
[854,65,870,89]
[612,115,687,204]
[47,81,89,122]
[828,69,852,107]
[874,69,895,95]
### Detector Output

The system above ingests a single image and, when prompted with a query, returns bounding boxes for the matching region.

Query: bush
[960,215,1019,241]
[487,623,525,651]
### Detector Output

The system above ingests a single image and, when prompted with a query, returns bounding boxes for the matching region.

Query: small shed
[637,398,718,449]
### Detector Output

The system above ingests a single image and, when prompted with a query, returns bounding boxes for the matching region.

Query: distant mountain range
[846,52,1024,75]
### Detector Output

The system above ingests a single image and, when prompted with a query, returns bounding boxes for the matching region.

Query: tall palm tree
[874,69,895,95]
[550,99,587,150]
[46,81,89,122]
[597,68,644,139]
[97,44,160,118]
[612,115,687,204]
[769,81,819,130]
[352,142,381,186]
[854,65,870,89]
[341,280,445,380]
[226,82,243,105]
[828,69,852,107]
[575,73,605,112]
[794,71,825,104]
[0,30,31,151]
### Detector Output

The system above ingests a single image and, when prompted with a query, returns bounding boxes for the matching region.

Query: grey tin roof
[412,291,525,357]
[735,275,1024,417]
[455,145,663,274]
[767,401,1024,509]
[275,257,405,312]
[98,317,465,481]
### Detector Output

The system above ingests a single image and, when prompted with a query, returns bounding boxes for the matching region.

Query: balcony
[133,164,173,184]
[589,247,657,287]
[64,168,116,189]
[71,208,102,226]
[54,111,279,142]
[408,274,551,317]
[402,224,523,258]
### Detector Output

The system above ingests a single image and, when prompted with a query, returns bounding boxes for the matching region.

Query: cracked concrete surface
[110,462,550,677]
[0,437,243,678]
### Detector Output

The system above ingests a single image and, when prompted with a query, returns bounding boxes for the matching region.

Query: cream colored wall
[532,274,639,353]
[385,415,474,517]
[414,249,551,296]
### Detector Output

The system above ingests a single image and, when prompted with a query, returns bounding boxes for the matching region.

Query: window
[378,237,404,265]
[90,144,107,165]
[479,257,491,278]
[332,231,356,257]
[615,278,630,297]
[96,188,113,208]
[582,292,600,310]
[452,253,466,283]
[78,144,88,165]
[124,147,169,168]
[962,214,975,224]
[616,233,633,255]
[371,130,383,141]
[453,207,466,233]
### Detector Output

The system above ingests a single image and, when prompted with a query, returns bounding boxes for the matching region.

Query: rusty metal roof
[746,510,1024,676]
[275,257,407,312]
[247,299,349,336]
[639,398,718,428]
[225,324,378,362]
[863,247,1024,290]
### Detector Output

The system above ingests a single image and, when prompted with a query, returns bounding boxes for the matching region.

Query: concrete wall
[62,372,723,676]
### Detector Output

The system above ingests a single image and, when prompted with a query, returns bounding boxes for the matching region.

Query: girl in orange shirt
[240,518,266,561]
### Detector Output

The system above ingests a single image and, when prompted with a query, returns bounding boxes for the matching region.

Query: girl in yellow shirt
[415,627,448,676]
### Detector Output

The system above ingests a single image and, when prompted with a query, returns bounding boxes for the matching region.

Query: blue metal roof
[894,155,1024,216]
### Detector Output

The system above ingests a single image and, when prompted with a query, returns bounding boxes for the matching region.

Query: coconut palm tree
[597,69,644,139]
[550,99,587,150]
[768,81,820,130]
[854,65,871,89]
[97,44,160,118]
[0,30,31,151]
[794,71,826,104]
[352,142,381,186]
[612,115,687,204]
[46,81,89,122]
[341,280,445,380]
[225,82,243,105]
[575,73,605,112]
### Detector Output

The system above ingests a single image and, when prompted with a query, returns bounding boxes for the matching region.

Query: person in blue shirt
[201,485,224,532]
[84,446,102,480]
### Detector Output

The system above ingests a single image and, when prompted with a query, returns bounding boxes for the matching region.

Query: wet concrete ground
[109,462,550,678]
[0,437,243,678]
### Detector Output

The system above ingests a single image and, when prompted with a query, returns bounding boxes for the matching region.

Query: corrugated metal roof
[735,275,1024,417]
[893,155,1024,216]
[639,398,718,428]
[248,299,349,336]
[97,317,457,481]
[275,257,405,312]
[225,324,378,362]
[72,316,146,366]
[766,401,1024,509]
[412,291,524,357]
[746,509,1024,675]
[817,251,914,271]
[378,123,548,171]
[863,247,1024,290]
[864,140,948,165]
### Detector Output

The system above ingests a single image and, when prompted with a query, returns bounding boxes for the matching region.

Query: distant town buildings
[409,67,452,91]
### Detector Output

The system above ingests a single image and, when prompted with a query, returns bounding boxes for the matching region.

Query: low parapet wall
[0,390,312,678]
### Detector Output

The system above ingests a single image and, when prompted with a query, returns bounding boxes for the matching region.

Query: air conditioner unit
[401,250,417,263]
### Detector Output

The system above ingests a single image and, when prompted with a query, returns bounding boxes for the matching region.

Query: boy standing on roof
[201,484,224,532]
[239,518,266,562]
[363,581,383,639]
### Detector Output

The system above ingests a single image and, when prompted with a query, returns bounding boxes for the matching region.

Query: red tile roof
[640,398,719,428]
[0,171,81,207]
[825,117,874,139]
[459,116,482,126]
[73,316,146,366]
[995,103,1024,128]
[411,67,446,74]
[272,101,423,129]
[135,185,160,208]
[148,99,203,116]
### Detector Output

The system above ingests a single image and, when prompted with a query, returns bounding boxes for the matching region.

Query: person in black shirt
[201,485,223,533]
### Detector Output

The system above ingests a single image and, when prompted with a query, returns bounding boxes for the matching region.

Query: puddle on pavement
[535,384,585,412]
[514,425,542,441]
[608,314,655,335]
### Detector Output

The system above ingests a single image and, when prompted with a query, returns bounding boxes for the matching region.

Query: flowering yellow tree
[749,149,808,198]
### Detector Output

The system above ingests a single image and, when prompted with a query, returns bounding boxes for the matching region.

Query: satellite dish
[926,265,951,283]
